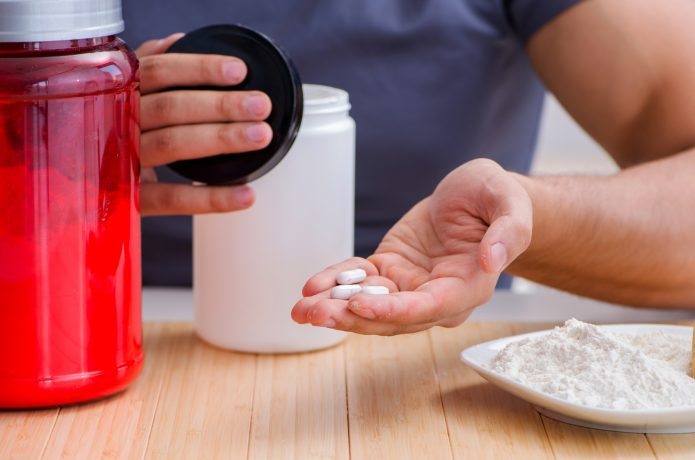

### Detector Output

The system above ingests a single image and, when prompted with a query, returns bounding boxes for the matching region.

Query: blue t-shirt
[121,0,581,286]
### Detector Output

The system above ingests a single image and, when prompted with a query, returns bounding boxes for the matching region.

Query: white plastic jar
[194,84,355,353]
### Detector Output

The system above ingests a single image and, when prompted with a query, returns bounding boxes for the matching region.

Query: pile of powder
[489,319,695,410]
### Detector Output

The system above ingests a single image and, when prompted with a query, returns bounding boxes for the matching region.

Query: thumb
[479,195,533,275]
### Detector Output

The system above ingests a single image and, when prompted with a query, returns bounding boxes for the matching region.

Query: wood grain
[345,332,453,460]
[0,408,57,460]
[247,344,348,460]
[542,416,655,459]
[1,321,694,459]
[144,324,256,460]
[647,433,695,459]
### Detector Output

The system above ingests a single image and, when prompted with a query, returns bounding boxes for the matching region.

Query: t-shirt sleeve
[504,0,584,43]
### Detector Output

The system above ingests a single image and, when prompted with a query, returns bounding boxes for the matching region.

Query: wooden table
[2,322,694,460]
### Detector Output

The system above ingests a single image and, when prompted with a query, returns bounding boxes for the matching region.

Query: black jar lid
[165,24,303,185]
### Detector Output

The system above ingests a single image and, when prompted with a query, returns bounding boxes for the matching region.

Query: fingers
[301,257,379,297]
[135,36,274,217]
[348,276,487,326]
[294,272,493,333]
[291,293,436,336]
[293,269,480,335]
[136,32,186,58]
[291,290,334,324]
[139,53,247,94]
[141,90,272,131]
[140,182,255,216]
[362,275,399,293]
[141,122,272,168]
[294,274,398,323]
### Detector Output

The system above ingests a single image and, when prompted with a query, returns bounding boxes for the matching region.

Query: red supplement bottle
[0,1,142,407]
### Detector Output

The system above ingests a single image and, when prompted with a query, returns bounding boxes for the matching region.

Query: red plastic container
[0,35,142,408]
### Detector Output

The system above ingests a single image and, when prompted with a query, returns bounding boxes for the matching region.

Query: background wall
[531,94,617,176]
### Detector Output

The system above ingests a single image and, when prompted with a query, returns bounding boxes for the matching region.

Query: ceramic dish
[460,324,695,433]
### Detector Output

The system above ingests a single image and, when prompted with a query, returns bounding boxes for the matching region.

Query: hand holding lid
[164,25,303,185]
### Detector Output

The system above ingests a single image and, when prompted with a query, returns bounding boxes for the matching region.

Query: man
[130,0,695,335]
[292,1,695,334]
[124,0,576,287]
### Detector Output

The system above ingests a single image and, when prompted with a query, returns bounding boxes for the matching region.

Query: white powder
[489,319,695,410]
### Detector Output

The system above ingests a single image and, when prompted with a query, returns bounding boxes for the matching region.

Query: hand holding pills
[291,159,533,336]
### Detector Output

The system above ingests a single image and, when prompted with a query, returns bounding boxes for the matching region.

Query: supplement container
[0,0,142,408]
[194,84,355,353]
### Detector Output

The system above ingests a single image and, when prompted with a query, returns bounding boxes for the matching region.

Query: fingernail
[245,124,269,143]
[223,61,246,82]
[244,95,269,118]
[490,242,508,273]
[167,32,186,42]
[320,319,337,328]
[348,301,376,319]
[306,308,316,322]
[234,187,254,208]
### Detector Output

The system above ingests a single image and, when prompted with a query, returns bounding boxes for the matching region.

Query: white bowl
[460,324,695,433]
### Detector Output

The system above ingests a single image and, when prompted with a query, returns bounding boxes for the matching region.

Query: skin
[291,0,695,334]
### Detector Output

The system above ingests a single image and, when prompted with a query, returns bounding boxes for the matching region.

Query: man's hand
[137,33,273,216]
[291,159,532,335]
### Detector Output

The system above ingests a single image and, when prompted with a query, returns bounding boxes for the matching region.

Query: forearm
[508,149,695,308]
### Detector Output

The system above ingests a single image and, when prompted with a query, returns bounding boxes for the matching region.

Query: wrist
[505,172,550,276]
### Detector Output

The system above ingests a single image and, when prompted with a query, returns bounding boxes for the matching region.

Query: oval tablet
[330,284,362,300]
[361,285,389,296]
[336,269,367,285]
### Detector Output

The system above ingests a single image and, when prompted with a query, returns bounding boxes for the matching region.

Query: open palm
[292,159,533,335]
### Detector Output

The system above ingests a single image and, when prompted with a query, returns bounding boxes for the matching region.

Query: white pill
[361,285,389,296]
[336,269,367,285]
[330,284,362,300]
